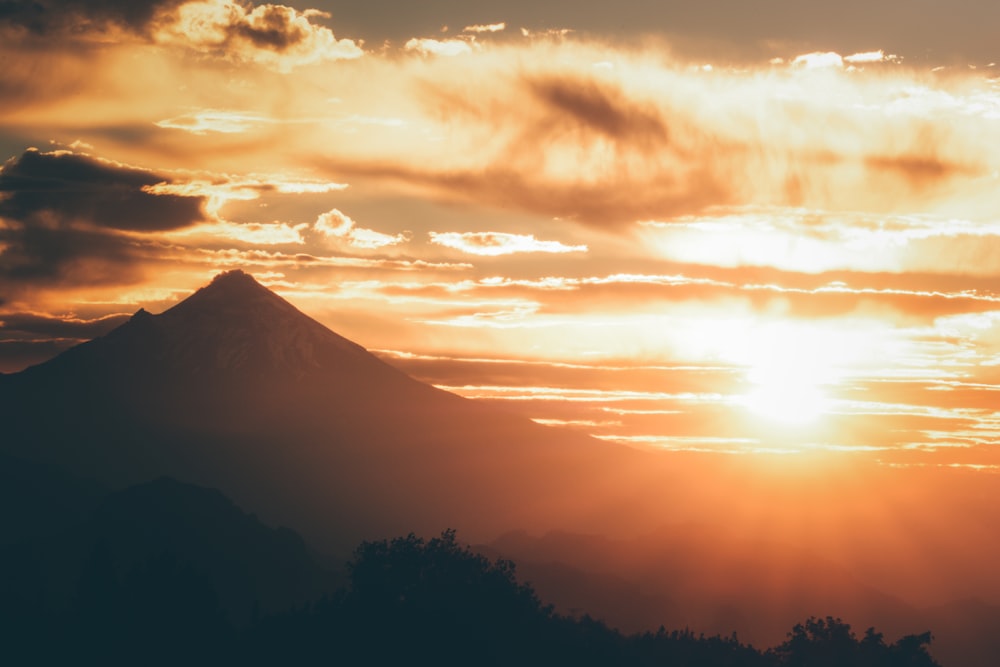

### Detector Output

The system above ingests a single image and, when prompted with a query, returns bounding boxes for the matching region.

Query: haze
[1,2,999,663]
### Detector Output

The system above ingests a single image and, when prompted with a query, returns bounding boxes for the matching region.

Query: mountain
[0,270,665,550]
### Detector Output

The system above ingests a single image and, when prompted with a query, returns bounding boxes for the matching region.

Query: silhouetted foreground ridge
[246,530,941,667]
[1,482,942,667]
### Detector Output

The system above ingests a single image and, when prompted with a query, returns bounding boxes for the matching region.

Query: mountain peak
[149,270,371,377]
[19,269,376,383]
[207,269,265,292]
[183,269,278,307]
[165,270,299,322]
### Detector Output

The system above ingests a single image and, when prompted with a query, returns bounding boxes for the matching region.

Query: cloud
[429,231,588,256]
[141,176,347,218]
[0,149,206,232]
[169,220,308,245]
[182,246,468,271]
[154,109,273,134]
[792,50,900,70]
[310,43,1000,229]
[0,0,185,35]
[404,37,474,57]
[0,309,134,371]
[463,22,505,34]
[313,209,410,249]
[7,17,998,231]
[525,75,670,147]
[372,266,1000,323]
[0,148,208,286]
[320,160,730,228]
[791,51,844,69]
[0,0,362,71]
[152,0,363,70]
[844,50,900,65]
[0,311,131,338]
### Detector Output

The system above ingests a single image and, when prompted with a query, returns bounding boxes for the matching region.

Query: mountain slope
[0,270,664,549]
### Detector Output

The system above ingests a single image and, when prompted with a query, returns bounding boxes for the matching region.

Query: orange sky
[2,0,1000,472]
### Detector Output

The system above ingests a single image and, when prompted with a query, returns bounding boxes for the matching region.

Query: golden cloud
[404,37,475,57]
[429,231,588,256]
[152,0,363,70]
[313,209,410,249]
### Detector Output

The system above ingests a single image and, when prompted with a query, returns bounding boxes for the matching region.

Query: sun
[732,323,844,426]
[743,362,831,425]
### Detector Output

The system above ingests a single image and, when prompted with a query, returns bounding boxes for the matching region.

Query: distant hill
[0,466,338,627]
[0,453,106,546]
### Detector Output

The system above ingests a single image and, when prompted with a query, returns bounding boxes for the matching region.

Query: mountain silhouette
[0,270,662,549]
[0,470,337,628]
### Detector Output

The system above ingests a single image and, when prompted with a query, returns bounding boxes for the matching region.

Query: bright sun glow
[729,323,852,426]
[743,362,831,424]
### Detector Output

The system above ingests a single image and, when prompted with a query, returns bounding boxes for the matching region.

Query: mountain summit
[0,271,660,548]
[31,269,383,384]
[154,269,370,373]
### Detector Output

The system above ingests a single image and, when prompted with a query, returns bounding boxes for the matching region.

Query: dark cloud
[336,73,738,225]
[527,76,669,148]
[0,1,46,32]
[234,4,313,50]
[0,310,131,371]
[1,1,362,71]
[0,149,206,231]
[320,159,729,226]
[0,0,171,36]
[0,148,207,285]
[0,0,183,35]
[150,2,363,68]
[0,338,73,372]
[0,311,130,338]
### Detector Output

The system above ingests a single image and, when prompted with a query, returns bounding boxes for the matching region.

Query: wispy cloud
[179,247,470,271]
[310,44,1000,228]
[429,231,587,256]
[167,220,308,245]
[844,50,900,65]
[155,109,273,134]
[463,22,506,34]
[404,37,474,57]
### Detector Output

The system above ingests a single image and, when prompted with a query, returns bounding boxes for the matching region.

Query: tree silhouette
[342,529,553,665]
[770,616,941,667]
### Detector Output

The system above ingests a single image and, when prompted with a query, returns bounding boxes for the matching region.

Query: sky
[3,0,1000,471]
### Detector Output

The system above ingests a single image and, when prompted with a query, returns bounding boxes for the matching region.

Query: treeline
[2,529,941,667]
